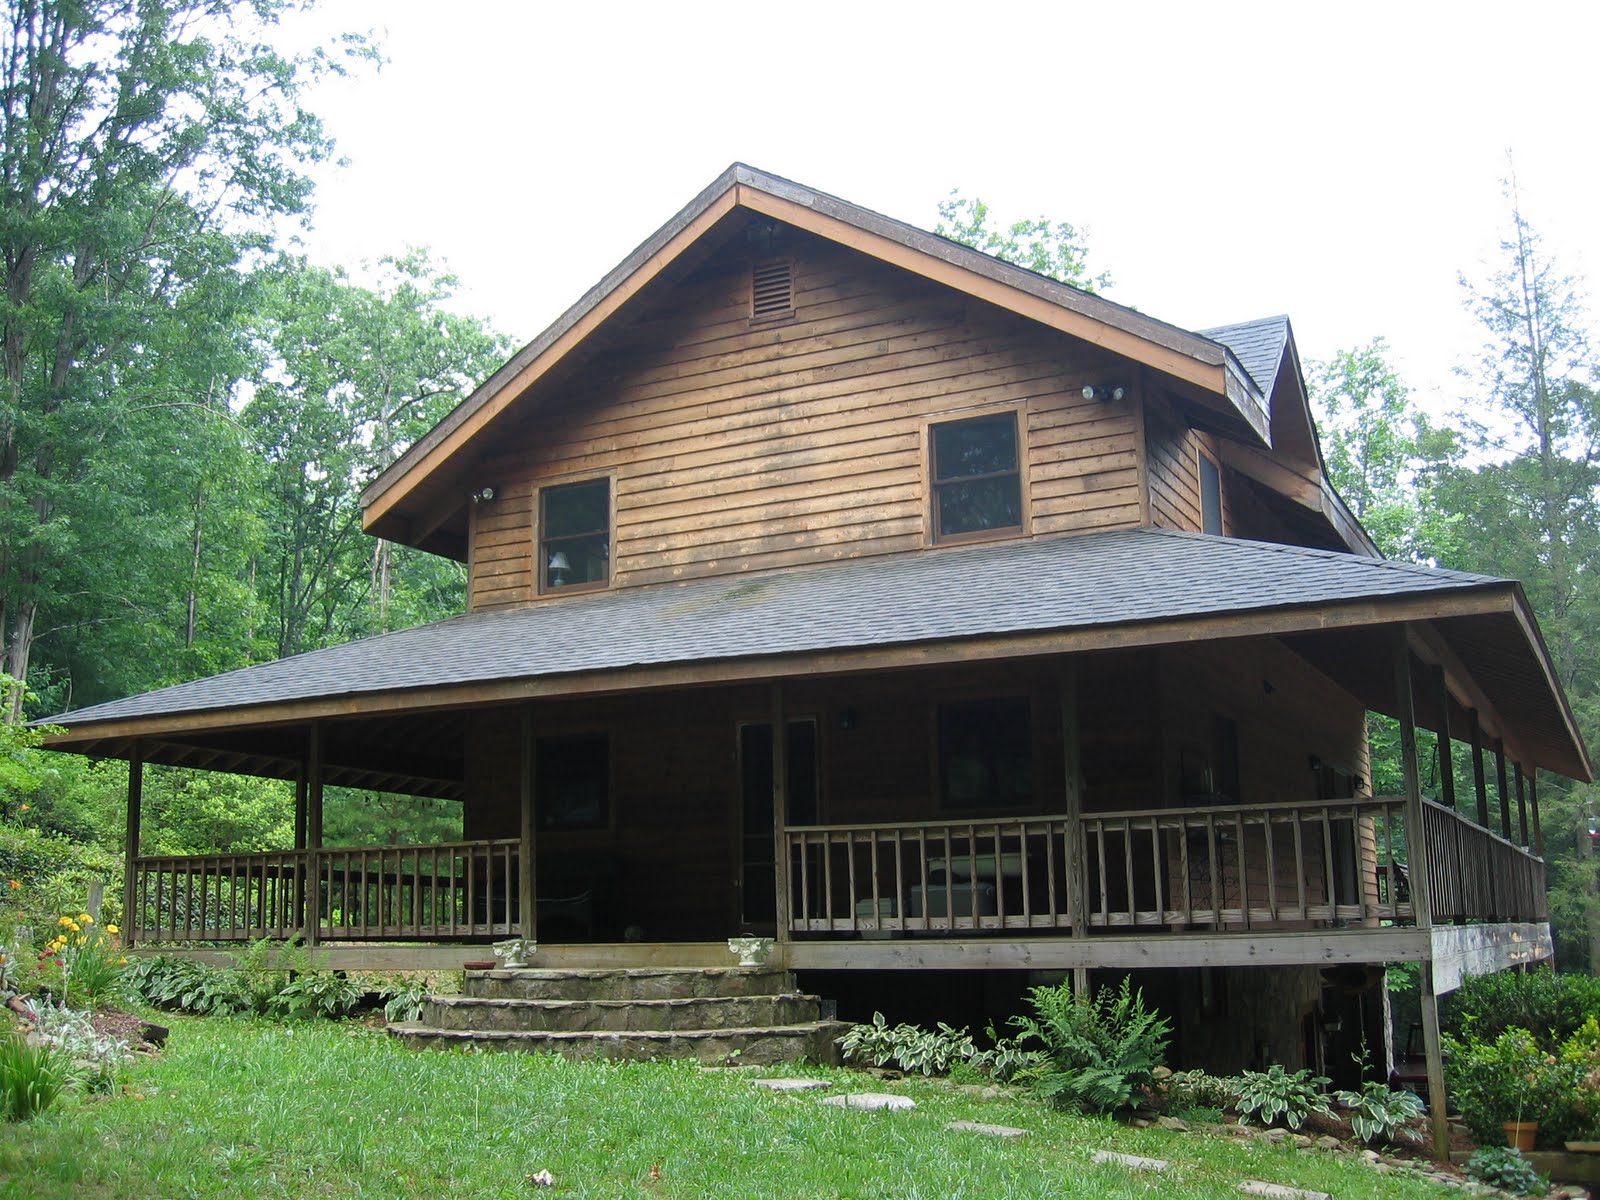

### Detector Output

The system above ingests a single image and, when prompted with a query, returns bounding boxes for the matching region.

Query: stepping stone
[946,1120,1027,1138]
[1091,1150,1170,1172]
[751,1077,831,1091]
[1239,1183,1333,1200]
[820,1092,915,1111]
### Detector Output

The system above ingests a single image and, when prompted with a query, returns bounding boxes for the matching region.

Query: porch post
[770,682,790,944]
[1494,741,1513,841]
[1393,628,1448,1159]
[1468,711,1489,829]
[1432,665,1455,814]
[1059,663,1089,998]
[305,721,324,947]
[292,772,307,939]
[123,743,143,950]
[519,704,537,943]
[1515,763,1529,848]
[1529,773,1543,858]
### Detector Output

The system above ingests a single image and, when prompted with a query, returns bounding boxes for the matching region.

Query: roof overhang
[361,165,1266,557]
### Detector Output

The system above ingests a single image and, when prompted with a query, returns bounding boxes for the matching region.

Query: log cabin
[41,166,1587,1133]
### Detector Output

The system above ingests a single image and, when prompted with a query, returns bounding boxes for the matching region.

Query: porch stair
[388,966,849,1065]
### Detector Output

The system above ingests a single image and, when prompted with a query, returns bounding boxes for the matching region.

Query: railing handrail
[782,813,1070,836]
[1416,795,1544,861]
[134,836,521,867]
[1087,796,1400,822]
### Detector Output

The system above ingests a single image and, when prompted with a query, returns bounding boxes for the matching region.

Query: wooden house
[42,167,1586,1132]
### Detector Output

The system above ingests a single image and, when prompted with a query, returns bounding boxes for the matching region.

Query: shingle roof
[49,528,1504,730]
[1203,316,1291,395]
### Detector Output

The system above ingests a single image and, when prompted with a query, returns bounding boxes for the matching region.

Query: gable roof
[44,528,1588,780]
[360,164,1275,556]
[1204,316,1291,394]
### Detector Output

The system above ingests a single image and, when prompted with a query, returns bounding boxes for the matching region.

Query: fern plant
[1008,977,1171,1113]
[1234,1065,1332,1129]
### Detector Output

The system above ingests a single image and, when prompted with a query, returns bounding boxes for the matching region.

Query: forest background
[2,2,1597,971]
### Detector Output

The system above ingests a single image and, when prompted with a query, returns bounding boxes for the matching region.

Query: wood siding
[1145,392,1235,535]
[466,231,1139,611]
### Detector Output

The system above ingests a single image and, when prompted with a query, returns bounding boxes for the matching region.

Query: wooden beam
[1495,741,1513,841]
[1059,662,1088,997]
[1530,774,1543,858]
[771,683,790,944]
[46,588,1522,748]
[1432,664,1456,813]
[1515,763,1529,847]
[518,705,537,943]
[1430,922,1554,994]
[123,743,143,950]
[1469,710,1490,828]
[306,721,324,947]
[1392,626,1448,1159]
[1407,623,1530,768]
[1214,440,1322,508]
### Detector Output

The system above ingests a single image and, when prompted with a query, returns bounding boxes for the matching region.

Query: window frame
[1197,447,1224,536]
[534,729,613,833]
[925,407,1029,546]
[931,693,1038,816]
[535,473,614,597]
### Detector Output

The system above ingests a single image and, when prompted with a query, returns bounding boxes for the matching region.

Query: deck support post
[293,773,307,937]
[1393,628,1447,1160]
[305,721,324,947]
[1468,711,1489,829]
[1059,663,1089,998]
[771,683,790,945]
[123,743,142,950]
[1515,763,1529,848]
[1432,665,1455,813]
[1494,740,1513,841]
[519,704,537,943]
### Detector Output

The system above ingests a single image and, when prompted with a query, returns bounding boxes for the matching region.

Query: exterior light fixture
[1080,384,1127,403]
[470,487,496,503]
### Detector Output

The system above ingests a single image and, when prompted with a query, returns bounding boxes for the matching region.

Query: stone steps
[389,1019,851,1065]
[420,992,821,1033]
[387,964,845,1065]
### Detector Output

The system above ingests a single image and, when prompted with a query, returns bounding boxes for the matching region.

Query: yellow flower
[106,924,119,935]
[117,957,128,966]
[66,921,80,933]
[57,916,72,927]
[78,913,92,925]
[6,879,17,890]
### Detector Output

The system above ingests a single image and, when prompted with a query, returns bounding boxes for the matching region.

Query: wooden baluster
[1121,818,1135,925]
[1044,821,1059,926]
[1262,811,1279,923]
[1291,809,1307,919]
[1204,813,1220,924]
[966,823,979,931]
[1096,820,1110,923]
[892,829,904,931]
[1233,811,1249,928]
[917,827,930,932]
[845,831,859,933]
[992,824,1005,926]
[1018,822,1031,927]
[1147,816,1164,923]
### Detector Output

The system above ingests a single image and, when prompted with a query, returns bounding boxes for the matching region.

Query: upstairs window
[1199,450,1223,535]
[540,478,610,593]
[930,413,1022,542]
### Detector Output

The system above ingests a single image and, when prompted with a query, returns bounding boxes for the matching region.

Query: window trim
[535,473,615,597]
[931,692,1040,816]
[925,406,1030,546]
[1197,446,1224,536]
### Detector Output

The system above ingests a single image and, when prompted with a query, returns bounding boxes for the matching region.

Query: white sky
[292,1,1600,411]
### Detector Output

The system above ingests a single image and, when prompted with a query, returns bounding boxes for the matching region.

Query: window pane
[938,697,1032,810]
[543,479,609,538]
[936,476,1022,537]
[544,533,608,589]
[933,415,1017,482]
[536,733,609,830]
[1200,454,1222,535]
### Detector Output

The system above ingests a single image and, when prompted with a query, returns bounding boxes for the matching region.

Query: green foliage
[122,954,250,1017]
[836,1011,976,1075]
[1465,1147,1548,1196]
[1165,1068,1241,1111]
[269,970,365,1020]
[1233,1065,1333,1130]
[1443,966,1600,1048]
[28,1000,135,1094]
[967,1026,1049,1084]
[1332,1080,1425,1144]
[1008,977,1171,1113]
[0,1031,69,1120]
[379,978,431,1024]
[935,193,1111,292]
[1442,1026,1592,1145]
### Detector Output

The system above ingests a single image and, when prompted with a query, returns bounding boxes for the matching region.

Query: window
[938,696,1032,811]
[1199,451,1223,535]
[930,413,1022,541]
[540,478,609,592]
[536,732,609,830]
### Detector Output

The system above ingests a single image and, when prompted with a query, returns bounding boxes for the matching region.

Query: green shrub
[1443,1026,1596,1147]
[1333,1080,1425,1144]
[1465,1146,1547,1196]
[1166,1068,1241,1111]
[0,1031,69,1120]
[1234,1065,1333,1130]
[837,1012,976,1075]
[29,1001,135,1094]
[1444,967,1600,1050]
[967,1027,1048,1084]
[269,971,365,1020]
[1008,977,1171,1113]
[122,954,249,1015]
[379,977,432,1024]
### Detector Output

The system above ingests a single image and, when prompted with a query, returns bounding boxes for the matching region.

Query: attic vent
[750,258,794,320]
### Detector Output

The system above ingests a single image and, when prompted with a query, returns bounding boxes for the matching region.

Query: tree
[935,192,1111,292]
[0,0,372,719]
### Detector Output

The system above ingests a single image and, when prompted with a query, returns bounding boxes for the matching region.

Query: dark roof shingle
[1203,316,1291,395]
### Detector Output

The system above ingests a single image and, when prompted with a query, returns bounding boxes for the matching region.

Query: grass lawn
[0,1016,1456,1199]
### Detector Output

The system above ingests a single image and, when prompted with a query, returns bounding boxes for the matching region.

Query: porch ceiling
[39,527,1588,781]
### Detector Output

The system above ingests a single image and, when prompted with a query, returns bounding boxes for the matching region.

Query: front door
[737,719,818,932]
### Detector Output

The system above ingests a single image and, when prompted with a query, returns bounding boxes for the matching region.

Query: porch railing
[129,839,521,943]
[1419,798,1547,923]
[1080,797,1410,928]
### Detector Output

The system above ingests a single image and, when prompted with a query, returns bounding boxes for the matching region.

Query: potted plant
[1444,1027,1562,1151]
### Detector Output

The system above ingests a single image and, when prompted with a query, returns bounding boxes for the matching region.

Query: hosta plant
[1234,1065,1332,1130]
[1333,1080,1425,1143]
[1465,1146,1547,1197]
[837,1012,976,1075]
